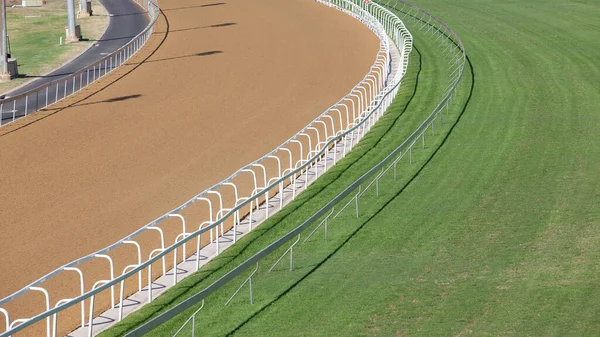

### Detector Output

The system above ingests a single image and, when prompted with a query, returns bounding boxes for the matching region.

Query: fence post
[225,263,259,306]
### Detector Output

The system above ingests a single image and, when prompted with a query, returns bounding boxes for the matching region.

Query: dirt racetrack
[0,0,379,335]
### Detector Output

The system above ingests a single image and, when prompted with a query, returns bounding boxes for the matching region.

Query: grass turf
[102,0,600,335]
[224,1,600,336]
[0,0,108,92]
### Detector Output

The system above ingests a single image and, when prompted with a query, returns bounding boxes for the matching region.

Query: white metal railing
[0,0,160,127]
[0,0,412,336]
[129,0,467,335]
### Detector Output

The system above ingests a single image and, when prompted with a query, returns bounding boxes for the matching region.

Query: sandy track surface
[0,0,378,335]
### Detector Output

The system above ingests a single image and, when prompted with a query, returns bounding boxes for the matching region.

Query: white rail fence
[0,0,412,336]
[0,0,160,127]
[120,0,467,335]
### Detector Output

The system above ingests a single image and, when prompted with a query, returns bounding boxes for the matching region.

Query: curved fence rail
[0,0,160,127]
[0,0,412,336]
[117,0,467,335]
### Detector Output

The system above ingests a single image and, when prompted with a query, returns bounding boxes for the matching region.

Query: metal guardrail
[123,0,467,335]
[120,0,424,335]
[0,0,160,127]
[0,0,412,336]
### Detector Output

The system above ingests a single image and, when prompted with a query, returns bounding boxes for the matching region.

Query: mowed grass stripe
[100,14,454,337]
[224,1,600,336]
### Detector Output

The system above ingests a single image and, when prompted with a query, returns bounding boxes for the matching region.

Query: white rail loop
[0,0,160,127]
[0,0,413,336]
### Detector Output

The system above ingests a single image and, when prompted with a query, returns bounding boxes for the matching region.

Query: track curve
[0,0,379,335]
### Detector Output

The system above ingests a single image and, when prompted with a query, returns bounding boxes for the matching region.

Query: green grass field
[102,0,600,336]
[0,0,108,92]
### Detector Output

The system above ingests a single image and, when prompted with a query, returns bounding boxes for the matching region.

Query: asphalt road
[0,0,149,123]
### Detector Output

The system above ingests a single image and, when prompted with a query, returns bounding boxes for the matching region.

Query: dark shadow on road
[69,94,143,108]
[157,22,236,34]
[104,11,149,18]
[162,2,225,12]
[41,94,143,111]
[92,35,137,42]
[205,22,236,28]
[131,50,223,65]
[17,72,75,79]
